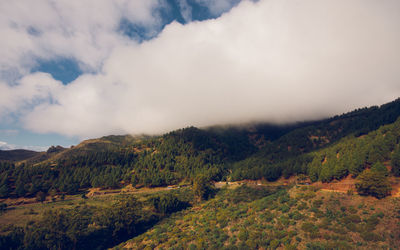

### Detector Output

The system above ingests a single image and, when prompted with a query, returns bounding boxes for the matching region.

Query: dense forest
[231,116,400,186]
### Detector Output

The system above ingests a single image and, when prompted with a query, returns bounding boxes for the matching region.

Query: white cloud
[0,73,63,118]
[0,0,161,79]
[2,0,400,139]
[0,141,9,150]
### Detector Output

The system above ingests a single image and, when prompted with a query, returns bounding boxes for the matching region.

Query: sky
[0,0,400,151]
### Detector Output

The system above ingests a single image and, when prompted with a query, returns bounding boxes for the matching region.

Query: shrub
[279,205,290,213]
[0,202,6,212]
[35,191,46,203]
[301,222,318,234]
[364,214,380,231]
[229,185,275,203]
[238,229,249,241]
[312,199,323,208]
[360,232,383,242]
[391,147,400,176]
[306,242,326,249]
[297,202,308,210]
[289,211,304,221]
[342,214,361,224]
[318,218,331,230]
[348,206,357,214]
[269,239,280,249]
[371,161,389,176]
[150,193,189,215]
[193,174,214,201]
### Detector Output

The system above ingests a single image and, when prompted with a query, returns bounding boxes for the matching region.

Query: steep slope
[231,98,400,181]
[232,116,400,198]
[306,117,400,182]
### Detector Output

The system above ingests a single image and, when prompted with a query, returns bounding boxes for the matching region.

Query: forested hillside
[231,99,400,182]
[2,99,400,249]
[1,99,400,201]
[232,117,400,183]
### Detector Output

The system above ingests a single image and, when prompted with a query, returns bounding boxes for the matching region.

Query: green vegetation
[150,193,189,215]
[1,99,400,249]
[391,146,400,176]
[1,99,400,200]
[230,99,400,182]
[0,126,256,200]
[0,202,6,214]
[193,174,215,201]
[0,188,193,249]
[356,170,392,199]
[117,185,400,249]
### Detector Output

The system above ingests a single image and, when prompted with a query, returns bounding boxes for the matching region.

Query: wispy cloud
[0,140,47,151]
[177,0,193,22]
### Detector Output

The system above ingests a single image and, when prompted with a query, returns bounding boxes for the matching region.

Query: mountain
[2,98,400,249]
[1,98,400,200]
[0,149,42,162]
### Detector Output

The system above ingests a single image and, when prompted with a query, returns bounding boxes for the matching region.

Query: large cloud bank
[1,0,400,138]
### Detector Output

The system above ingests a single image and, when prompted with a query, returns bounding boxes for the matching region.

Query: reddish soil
[313,175,356,193]
[390,177,400,197]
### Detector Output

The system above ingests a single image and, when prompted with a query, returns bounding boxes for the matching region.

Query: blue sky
[1,0,400,151]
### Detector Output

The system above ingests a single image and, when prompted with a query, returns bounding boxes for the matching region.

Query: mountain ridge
[1,98,400,200]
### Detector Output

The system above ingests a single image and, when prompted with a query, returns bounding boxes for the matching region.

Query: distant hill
[0,149,41,162]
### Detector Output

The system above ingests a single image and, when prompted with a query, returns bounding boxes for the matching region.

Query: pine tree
[15,182,26,197]
[356,170,391,199]
[193,174,213,201]
[0,184,9,198]
[391,147,400,176]
[36,191,46,203]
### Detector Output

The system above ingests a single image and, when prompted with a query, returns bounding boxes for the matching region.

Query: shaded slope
[0,149,42,162]
[231,98,400,181]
